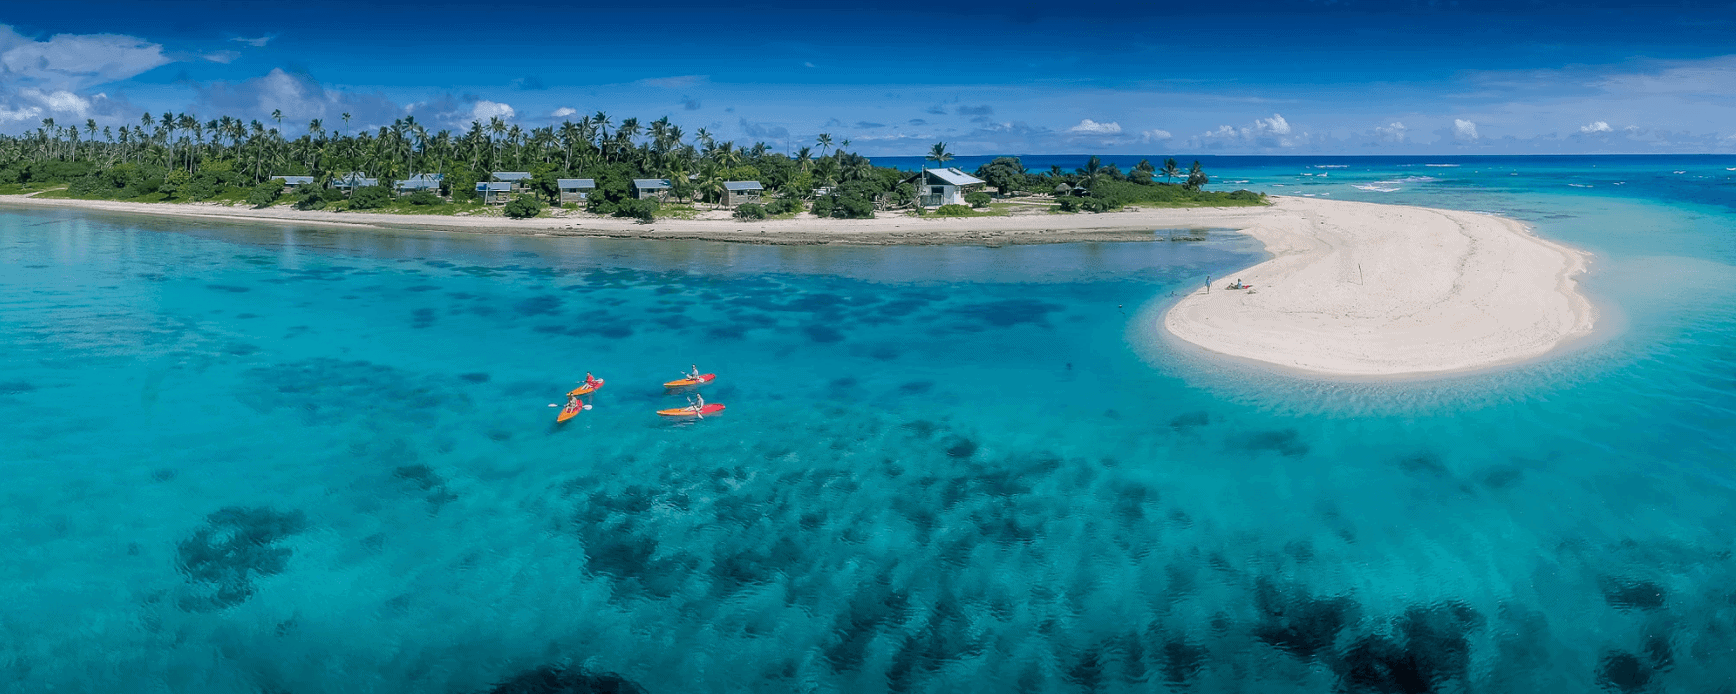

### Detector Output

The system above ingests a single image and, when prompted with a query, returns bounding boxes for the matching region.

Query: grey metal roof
[273,175,314,185]
[492,172,532,181]
[924,167,985,186]
[723,181,763,191]
[633,179,671,189]
[476,182,513,192]
[397,174,444,190]
[557,178,596,189]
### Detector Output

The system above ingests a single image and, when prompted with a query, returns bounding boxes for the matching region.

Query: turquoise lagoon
[2,156,1735,693]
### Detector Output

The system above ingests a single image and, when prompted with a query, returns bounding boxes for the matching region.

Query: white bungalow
[721,181,763,207]
[910,167,986,207]
[557,178,596,204]
[492,172,532,192]
[396,173,444,195]
[331,172,379,194]
[476,181,513,204]
[632,178,671,200]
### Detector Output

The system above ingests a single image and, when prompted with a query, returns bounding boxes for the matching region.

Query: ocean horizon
[3,154,1735,692]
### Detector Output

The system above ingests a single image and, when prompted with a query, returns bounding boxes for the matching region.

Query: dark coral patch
[484,666,647,694]
[1601,578,1666,610]
[1232,428,1310,456]
[174,506,307,611]
[1597,652,1652,693]
[1253,578,1355,661]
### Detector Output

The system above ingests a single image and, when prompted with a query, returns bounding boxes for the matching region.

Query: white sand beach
[1163,196,1597,377]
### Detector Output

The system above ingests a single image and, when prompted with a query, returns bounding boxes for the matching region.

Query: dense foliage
[732,203,767,220]
[1,113,1260,217]
[503,197,544,219]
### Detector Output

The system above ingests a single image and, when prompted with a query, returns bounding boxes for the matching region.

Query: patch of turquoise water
[1,187,1734,694]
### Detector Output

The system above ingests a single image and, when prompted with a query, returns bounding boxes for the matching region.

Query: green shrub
[1056,197,1080,212]
[732,203,767,220]
[933,204,974,217]
[504,197,544,219]
[404,190,442,206]
[181,176,221,201]
[764,197,800,215]
[247,181,282,208]
[809,196,834,218]
[964,191,992,208]
[158,169,192,197]
[348,185,391,210]
[611,198,657,223]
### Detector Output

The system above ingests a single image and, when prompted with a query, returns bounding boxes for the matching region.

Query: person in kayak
[685,365,702,382]
[689,394,707,418]
[583,372,602,390]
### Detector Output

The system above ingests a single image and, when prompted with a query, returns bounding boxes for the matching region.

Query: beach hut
[396,173,444,196]
[721,181,764,207]
[908,167,986,207]
[331,172,379,194]
[492,172,532,192]
[632,179,672,200]
[557,178,596,204]
[272,175,314,191]
[476,181,513,204]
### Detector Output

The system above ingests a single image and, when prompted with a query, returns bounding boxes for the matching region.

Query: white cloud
[26,88,93,116]
[551,107,578,118]
[231,35,274,48]
[1453,119,1480,140]
[197,68,402,129]
[0,24,172,91]
[1252,113,1290,135]
[803,61,816,68]
[1140,128,1172,142]
[201,50,240,64]
[1067,118,1122,135]
[1580,120,1613,133]
[470,100,514,122]
[1376,121,1407,142]
[0,104,40,123]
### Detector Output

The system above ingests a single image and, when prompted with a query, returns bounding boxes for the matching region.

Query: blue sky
[4,0,1736,155]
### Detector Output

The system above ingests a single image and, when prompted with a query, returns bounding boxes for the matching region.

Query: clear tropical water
[2,155,1735,693]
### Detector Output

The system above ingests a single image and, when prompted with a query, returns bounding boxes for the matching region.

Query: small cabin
[907,167,986,207]
[331,172,378,194]
[721,181,763,207]
[273,175,314,191]
[492,172,532,192]
[396,173,444,196]
[632,178,671,200]
[476,181,513,204]
[557,178,596,204]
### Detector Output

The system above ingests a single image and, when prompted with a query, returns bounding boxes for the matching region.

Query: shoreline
[0,194,1270,247]
[1161,196,1597,378]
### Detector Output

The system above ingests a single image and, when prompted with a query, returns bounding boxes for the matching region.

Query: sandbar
[1162,196,1596,377]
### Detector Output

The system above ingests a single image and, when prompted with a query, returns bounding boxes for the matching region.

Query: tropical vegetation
[0,113,1263,218]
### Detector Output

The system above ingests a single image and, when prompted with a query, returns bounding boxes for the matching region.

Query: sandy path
[1162,196,1596,377]
[0,194,1268,246]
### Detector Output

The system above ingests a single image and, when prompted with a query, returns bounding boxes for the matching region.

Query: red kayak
[567,378,605,397]
[663,373,716,388]
[657,403,726,417]
[556,400,589,423]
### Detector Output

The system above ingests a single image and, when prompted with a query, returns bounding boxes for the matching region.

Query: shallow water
[3,157,1736,693]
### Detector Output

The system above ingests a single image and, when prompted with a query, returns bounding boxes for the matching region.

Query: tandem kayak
[663,373,716,388]
[567,378,605,397]
[556,400,589,423]
[657,403,726,417]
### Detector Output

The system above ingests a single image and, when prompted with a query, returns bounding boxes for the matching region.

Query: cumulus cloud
[1140,129,1172,142]
[551,107,578,118]
[469,100,514,122]
[1580,120,1613,133]
[199,68,402,128]
[0,24,173,92]
[1067,119,1122,135]
[1453,118,1480,140]
[1193,113,1303,149]
[1376,121,1407,142]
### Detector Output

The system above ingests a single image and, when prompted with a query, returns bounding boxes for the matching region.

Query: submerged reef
[174,506,308,612]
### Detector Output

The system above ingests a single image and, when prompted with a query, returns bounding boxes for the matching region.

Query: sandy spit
[1162,196,1597,377]
[0,194,1268,246]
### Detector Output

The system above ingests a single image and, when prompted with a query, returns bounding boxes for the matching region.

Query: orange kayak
[657,403,725,417]
[567,378,605,397]
[556,400,586,422]
[663,373,716,388]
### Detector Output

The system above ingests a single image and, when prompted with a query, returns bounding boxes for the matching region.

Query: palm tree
[925,142,952,171]
[1162,158,1180,184]
[341,112,352,136]
[1185,161,1208,191]
[816,133,833,161]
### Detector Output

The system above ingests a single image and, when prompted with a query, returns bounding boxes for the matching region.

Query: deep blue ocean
[3,155,1735,693]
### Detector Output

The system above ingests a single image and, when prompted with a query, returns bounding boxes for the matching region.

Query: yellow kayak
[657,404,725,417]
[567,378,605,397]
[663,373,715,388]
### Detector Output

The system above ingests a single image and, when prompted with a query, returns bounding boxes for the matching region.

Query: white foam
[1568,183,1592,188]
[1312,165,1349,169]
[1353,184,1402,192]
[1425,164,1460,167]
